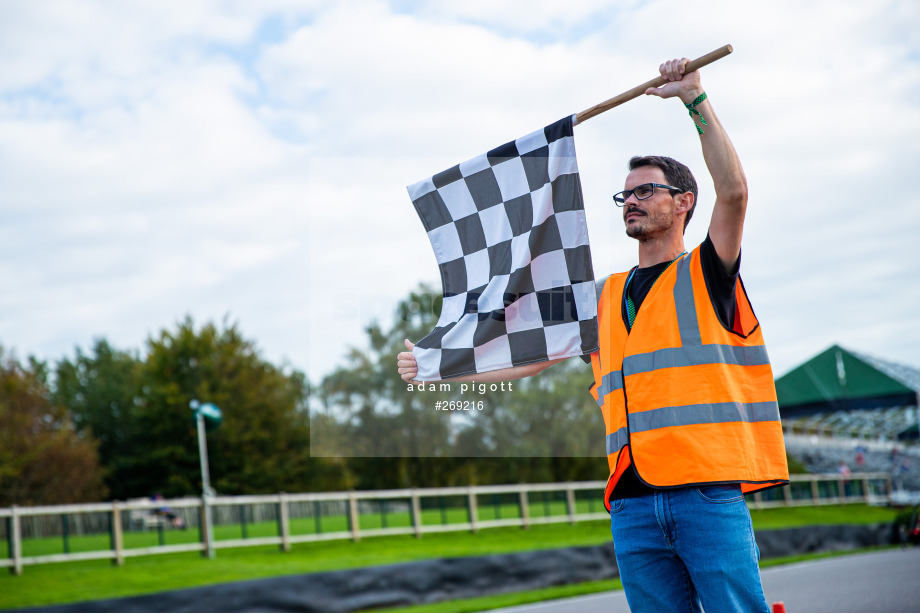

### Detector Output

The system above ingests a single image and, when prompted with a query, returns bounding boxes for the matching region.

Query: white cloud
[0,0,918,384]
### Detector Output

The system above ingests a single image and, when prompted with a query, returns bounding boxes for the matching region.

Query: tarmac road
[492,548,920,613]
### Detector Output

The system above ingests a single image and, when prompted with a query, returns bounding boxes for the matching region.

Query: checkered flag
[408,115,599,381]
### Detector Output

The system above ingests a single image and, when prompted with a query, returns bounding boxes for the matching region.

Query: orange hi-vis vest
[589,246,788,510]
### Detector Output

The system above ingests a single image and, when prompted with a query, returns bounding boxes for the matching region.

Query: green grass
[748,504,897,529]
[0,503,899,610]
[0,521,613,610]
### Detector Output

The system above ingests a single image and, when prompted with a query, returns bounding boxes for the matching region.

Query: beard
[624,206,675,241]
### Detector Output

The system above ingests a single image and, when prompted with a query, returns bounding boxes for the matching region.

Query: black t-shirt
[607,234,740,499]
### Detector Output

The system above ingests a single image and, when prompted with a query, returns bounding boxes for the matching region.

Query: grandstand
[776,345,920,494]
[784,406,918,442]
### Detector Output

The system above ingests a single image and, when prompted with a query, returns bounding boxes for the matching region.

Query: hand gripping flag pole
[408,46,733,381]
[575,44,733,125]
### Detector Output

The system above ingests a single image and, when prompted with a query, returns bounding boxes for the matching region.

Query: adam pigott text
[406,382,515,394]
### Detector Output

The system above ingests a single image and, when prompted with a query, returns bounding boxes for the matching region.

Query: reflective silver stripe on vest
[606,426,629,455]
[628,401,781,434]
[622,344,771,377]
[594,370,624,409]
[622,249,772,376]
[673,253,702,347]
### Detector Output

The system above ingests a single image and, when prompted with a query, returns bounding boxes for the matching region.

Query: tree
[53,318,345,500]
[315,284,607,489]
[54,340,145,500]
[0,349,107,506]
[131,316,320,497]
[315,285,455,489]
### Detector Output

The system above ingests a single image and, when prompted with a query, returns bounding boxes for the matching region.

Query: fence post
[810,477,820,505]
[201,497,214,559]
[411,489,423,538]
[837,478,847,503]
[278,493,291,552]
[782,484,792,506]
[10,506,22,576]
[518,486,529,529]
[111,502,124,567]
[862,477,871,504]
[348,493,360,542]
[467,487,479,533]
[565,483,576,525]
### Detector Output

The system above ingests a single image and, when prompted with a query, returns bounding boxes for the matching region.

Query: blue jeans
[609,485,769,613]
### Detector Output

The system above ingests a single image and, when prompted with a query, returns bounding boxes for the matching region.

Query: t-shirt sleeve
[699,234,739,331]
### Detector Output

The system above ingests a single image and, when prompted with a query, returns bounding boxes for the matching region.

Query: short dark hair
[628,155,698,231]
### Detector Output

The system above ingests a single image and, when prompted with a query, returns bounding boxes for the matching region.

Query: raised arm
[397,339,565,384]
[645,58,748,271]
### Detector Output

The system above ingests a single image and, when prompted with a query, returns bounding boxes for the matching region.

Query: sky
[1,0,918,384]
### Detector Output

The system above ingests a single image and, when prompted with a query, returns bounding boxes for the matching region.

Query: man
[398,58,788,612]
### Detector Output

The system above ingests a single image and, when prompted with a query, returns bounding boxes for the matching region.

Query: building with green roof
[775,345,919,441]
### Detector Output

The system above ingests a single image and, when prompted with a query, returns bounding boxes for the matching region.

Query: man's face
[622,166,677,241]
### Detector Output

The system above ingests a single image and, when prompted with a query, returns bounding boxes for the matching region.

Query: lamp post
[190,399,222,559]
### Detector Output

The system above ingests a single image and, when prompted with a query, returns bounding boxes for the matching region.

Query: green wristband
[685,92,708,135]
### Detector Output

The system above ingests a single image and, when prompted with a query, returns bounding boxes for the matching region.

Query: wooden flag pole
[574,44,733,125]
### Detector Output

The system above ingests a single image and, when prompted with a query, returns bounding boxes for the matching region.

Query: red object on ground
[772,602,786,613]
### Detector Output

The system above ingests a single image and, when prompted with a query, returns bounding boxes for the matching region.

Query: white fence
[0,474,892,575]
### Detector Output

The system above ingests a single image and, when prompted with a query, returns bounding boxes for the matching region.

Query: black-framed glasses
[612,183,683,206]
